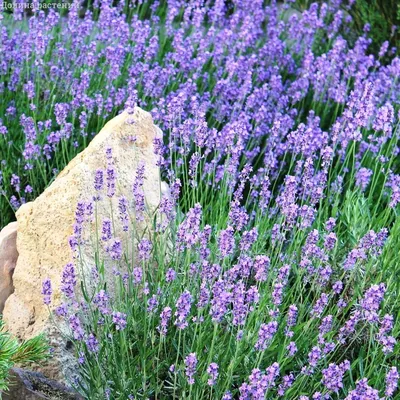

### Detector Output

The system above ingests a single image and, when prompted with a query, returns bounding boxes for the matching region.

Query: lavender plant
[44,145,400,399]
[1,0,400,398]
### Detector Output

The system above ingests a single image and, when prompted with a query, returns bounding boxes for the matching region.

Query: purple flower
[93,290,110,315]
[272,282,284,306]
[332,280,343,294]
[255,321,278,351]
[324,232,337,250]
[253,255,269,282]
[286,304,298,335]
[338,311,361,343]
[210,280,232,323]
[321,361,350,393]
[345,378,380,400]
[55,303,68,317]
[177,204,203,251]
[277,373,295,396]
[78,352,85,364]
[207,362,219,386]
[133,267,143,285]
[69,314,84,340]
[184,353,197,385]
[25,185,33,194]
[158,196,176,231]
[54,103,69,126]
[218,226,235,258]
[308,346,322,368]
[107,238,123,260]
[133,162,146,221]
[73,201,86,243]
[106,165,116,198]
[174,290,192,330]
[379,314,394,335]
[86,333,99,353]
[240,363,280,398]
[61,262,77,298]
[166,268,177,282]
[112,311,127,331]
[338,298,347,308]
[287,341,297,356]
[197,282,210,309]
[10,174,20,192]
[101,219,112,241]
[157,306,172,336]
[355,168,373,192]
[94,169,104,193]
[278,264,291,282]
[147,295,158,313]
[231,281,248,326]
[385,367,399,397]
[118,196,129,231]
[41,278,52,305]
[380,335,397,355]
[319,315,333,335]
[170,179,181,201]
[277,175,298,227]
[311,293,329,318]
[325,218,336,232]
[138,238,152,261]
[239,227,258,252]
[360,283,386,322]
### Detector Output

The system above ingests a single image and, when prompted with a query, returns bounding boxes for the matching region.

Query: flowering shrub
[1,0,400,398]
[43,145,399,399]
[43,147,399,399]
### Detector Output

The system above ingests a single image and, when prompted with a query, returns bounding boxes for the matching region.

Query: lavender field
[0,0,400,399]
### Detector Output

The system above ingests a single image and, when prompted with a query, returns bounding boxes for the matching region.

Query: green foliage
[0,319,50,392]
[294,0,400,55]
[349,0,400,54]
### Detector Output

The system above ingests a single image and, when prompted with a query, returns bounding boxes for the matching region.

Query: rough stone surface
[2,368,82,400]
[3,107,162,380]
[0,222,18,313]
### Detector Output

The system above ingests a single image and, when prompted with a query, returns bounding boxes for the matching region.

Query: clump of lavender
[18,1,400,398]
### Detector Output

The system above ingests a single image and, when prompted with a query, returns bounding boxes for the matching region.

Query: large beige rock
[3,107,162,380]
[0,222,18,313]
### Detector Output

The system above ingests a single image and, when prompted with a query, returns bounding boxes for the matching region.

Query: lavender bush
[1,0,400,398]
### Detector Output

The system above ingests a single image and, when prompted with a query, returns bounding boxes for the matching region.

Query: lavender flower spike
[41,278,52,305]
